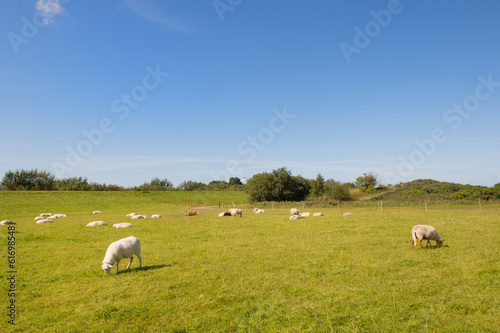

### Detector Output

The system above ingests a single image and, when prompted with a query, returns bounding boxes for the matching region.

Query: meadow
[0,191,499,332]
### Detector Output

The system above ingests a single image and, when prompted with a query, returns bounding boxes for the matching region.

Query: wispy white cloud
[35,0,66,25]
[69,155,225,173]
[121,0,193,33]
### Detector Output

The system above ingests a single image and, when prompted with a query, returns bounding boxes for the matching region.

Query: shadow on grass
[117,264,170,274]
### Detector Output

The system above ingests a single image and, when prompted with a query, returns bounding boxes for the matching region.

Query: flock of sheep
[1,207,445,275]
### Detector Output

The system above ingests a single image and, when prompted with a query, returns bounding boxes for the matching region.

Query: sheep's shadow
[117,264,170,274]
[422,245,450,250]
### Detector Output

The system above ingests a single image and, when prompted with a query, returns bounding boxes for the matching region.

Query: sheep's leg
[126,256,133,269]
[115,262,119,274]
[419,239,424,249]
[426,239,431,249]
[138,255,142,268]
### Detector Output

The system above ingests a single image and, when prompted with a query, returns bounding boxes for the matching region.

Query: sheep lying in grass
[218,212,232,217]
[229,208,242,217]
[113,223,133,228]
[36,219,52,224]
[300,212,311,217]
[343,212,352,217]
[101,236,142,274]
[93,211,101,214]
[87,221,106,227]
[186,211,197,216]
[313,212,324,217]
[50,214,67,218]
[151,214,161,218]
[253,208,265,213]
[412,225,444,249]
[126,213,137,217]
[131,215,147,219]
[0,220,15,225]
[290,208,300,216]
[289,215,300,221]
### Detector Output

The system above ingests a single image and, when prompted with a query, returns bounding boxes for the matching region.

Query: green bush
[246,167,311,202]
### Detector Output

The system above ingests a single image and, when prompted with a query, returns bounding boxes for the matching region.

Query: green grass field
[1,192,499,332]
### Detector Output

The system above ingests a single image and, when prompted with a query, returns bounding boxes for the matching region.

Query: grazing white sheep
[300,212,311,217]
[253,208,265,213]
[229,208,242,217]
[289,215,300,221]
[218,212,232,217]
[87,221,107,227]
[343,212,352,217]
[34,216,44,221]
[113,223,133,228]
[290,208,300,216]
[0,220,15,225]
[101,236,142,274]
[313,212,324,217]
[93,211,101,214]
[412,225,444,249]
[36,219,53,224]
[151,214,161,218]
[131,215,147,219]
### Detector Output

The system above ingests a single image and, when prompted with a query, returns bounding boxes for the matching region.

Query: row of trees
[246,168,378,202]
[0,169,245,192]
[0,170,124,191]
[133,177,244,192]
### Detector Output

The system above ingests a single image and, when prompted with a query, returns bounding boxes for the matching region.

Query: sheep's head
[101,264,113,274]
[437,239,444,247]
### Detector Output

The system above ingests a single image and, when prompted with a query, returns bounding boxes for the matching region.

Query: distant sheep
[229,208,242,217]
[87,221,107,227]
[300,212,311,217]
[93,211,101,214]
[218,212,232,217]
[412,225,444,249]
[313,212,324,217]
[101,236,141,274]
[151,214,161,218]
[52,214,67,218]
[34,216,44,221]
[36,219,53,224]
[186,211,197,216]
[253,208,265,213]
[343,212,352,217]
[113,223,133,228]
[290,208,300,216]
[0,220,15,225]
[126,213,137,217]
[40,213,52,217]
[131,215,147,219]
[289,215,300,221]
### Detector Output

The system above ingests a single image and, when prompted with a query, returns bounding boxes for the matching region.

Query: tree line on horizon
[1,168,499,202]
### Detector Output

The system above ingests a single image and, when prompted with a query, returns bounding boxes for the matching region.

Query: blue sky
[1,0,499,187]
